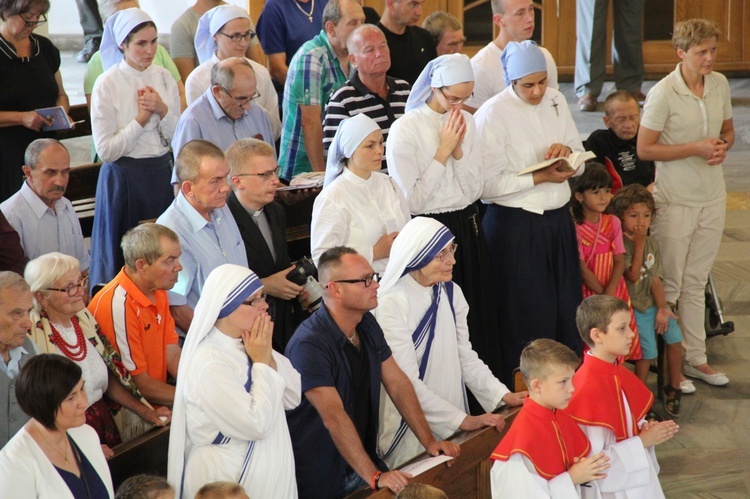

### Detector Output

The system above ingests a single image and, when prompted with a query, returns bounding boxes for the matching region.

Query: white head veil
[378,217,455,296]
[405,53,475,112]
[100,8,154,70]
[167,264,263,499]
[323,113,381,188]
[195,4,252,65]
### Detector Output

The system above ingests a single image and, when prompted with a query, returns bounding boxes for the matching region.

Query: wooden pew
[66,162,102,239]
[108,425,171,490]
[346,407,521,499]
[58,104,93,140]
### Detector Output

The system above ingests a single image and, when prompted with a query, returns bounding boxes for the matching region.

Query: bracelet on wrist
[370,471,382,491]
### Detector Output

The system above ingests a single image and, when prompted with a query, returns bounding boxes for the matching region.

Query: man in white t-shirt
[463,0,558,113]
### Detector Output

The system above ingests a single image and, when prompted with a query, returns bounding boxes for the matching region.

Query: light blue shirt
[170,90,276,184]
[156,193,247,330]
[0,343,34,380]
[0,182,91,270]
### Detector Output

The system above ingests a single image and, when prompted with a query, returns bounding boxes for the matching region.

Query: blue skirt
[89,154,173,288]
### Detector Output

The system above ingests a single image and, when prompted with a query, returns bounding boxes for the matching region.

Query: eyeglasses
[440,88,473,105]
[329,273,380,288]
[18,13,47,27]
[242,294,267,307]
[435,242,458,262]
[217,30,257,43]
[46,277,88,297]
[233,167,280,180]
[221,87,261,107]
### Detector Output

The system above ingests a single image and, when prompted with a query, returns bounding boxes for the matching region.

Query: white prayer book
[517,150,596,176]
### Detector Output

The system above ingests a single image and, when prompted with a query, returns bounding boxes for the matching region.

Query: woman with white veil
[168,264,301,499]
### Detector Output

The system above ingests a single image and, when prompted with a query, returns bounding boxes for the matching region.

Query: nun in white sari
[375,217,525,469]
[168,264,301,499]
[311,114,411,274]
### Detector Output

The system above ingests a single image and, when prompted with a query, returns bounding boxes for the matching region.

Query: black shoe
[663,385,682,418]
[77,37,100,63]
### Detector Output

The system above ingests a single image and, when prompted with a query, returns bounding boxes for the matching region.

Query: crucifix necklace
[551,99,559,116]
[293,0,315,22]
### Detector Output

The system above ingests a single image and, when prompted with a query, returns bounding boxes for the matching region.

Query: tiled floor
[57,54,750,498]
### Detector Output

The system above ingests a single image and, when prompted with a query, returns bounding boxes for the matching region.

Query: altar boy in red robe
[567,295,679,498]
[490,339,609,498]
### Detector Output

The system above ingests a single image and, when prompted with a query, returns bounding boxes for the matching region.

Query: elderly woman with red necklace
[24,252,170,452]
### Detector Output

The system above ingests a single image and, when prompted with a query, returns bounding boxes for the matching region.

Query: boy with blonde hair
[490,339,609,498]
[567,295,679,498]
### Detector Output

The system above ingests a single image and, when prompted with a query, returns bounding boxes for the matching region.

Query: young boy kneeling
[567,295,679,498]
[490,339,609,498]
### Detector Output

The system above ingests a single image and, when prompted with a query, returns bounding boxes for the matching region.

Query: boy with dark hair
[567,295,679,498]
[490,339,609,497]
[584,91,655,193]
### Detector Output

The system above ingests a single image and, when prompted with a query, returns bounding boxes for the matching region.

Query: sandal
[663,385,682,418]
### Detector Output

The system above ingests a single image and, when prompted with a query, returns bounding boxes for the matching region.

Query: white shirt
[475,86,583,214]
[182,327,301,499]
[185,53,281,140]
[375,277,509,468]
[310,168,411,274]
[51,322,109,406]
[91,60,181,163]
[386,104,484,215]
[0,425,114,498]
[466,41,559,111]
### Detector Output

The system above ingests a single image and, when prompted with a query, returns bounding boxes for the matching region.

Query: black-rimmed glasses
[221,87,261,107]
[329,273,380,288]
[217,30,257,43]
[233,167,280,180]
[46,277,88,297]
[19,13,47,27]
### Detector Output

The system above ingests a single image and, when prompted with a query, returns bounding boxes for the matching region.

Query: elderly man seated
[0,139,90,280]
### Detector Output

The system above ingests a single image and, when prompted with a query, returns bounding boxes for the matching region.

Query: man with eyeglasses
[157,140,247,341]
[286,246,460,498]
[89,223,183,407]
[462,0,558,114]
[1,139,90,294]
[0,271,36,447]
[280,0,366,180]
[171,57,275,186]
[225,138,306,352]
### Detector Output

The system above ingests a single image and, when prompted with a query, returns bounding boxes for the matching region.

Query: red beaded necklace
[48,316,88,362]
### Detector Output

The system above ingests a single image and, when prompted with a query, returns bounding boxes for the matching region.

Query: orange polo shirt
[88,269,178,382]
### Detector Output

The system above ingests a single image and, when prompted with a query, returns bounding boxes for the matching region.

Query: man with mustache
[0,139,90,283]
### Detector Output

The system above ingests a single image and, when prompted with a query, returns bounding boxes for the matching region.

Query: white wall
[49,0,247,36]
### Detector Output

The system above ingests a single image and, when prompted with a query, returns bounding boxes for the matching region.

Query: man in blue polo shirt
[285,247,459,498]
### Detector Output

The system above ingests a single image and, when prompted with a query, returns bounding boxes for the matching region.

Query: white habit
[91,60,181,163]
[375,277,509,468]
[474,86,584,214]
[386,105,484,215]
[310,168,411,274]
[181,327,301,499]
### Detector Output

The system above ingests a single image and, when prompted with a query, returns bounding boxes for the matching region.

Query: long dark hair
[570,162,613,224]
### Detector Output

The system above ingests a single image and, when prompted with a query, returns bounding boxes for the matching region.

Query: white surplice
[310,168,411,274]
[490,453,591,499]
[578,393,664,499]
[474,86,584,214]
[386,105,484,215]
[375,276,509,468]
[181,327,301,499]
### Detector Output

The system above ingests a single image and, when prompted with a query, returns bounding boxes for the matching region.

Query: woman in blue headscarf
[89,8,180,289]
[311,113,410,274]
[375,216,525,469]
[474,41,586,384]
[168,264,301,499]
[386,53,497,376]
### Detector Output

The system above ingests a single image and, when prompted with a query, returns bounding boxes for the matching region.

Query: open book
[35,106,73,132]
[517,150,596,176]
